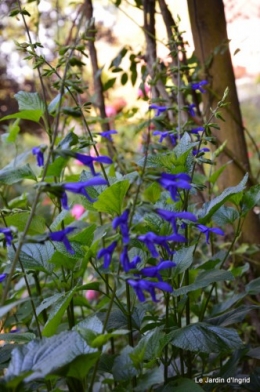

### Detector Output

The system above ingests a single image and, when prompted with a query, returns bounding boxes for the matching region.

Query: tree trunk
[187,0,260,250]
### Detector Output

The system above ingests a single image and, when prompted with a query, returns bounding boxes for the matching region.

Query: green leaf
[48,93,62,115]
[93,180,130,215]
[212,293,246,315]
[74,315,103,335]
[103,78,117,92]
[57,131,78,150]
[6,119,20,142]
[199,174,248,224]
[42,287,78,337]
[172,246,195,276]
[0,299,27,318]
[121,72,128,85]
[159,379,205,392]
[245,277,260,295]
[8,242,55,273]
[142,182,161,203]
[0,164,36,184]
[174,132,196,157]
[45,156,67,177]
[4,150,32,169]
[207,305,260,327]
[173,269,234,296]
[135,368,164,391]
[170,322,242,353]
[212,205,239,226]
[112,346,138,381]
[0,110,43,123]
[208,161,231,184]
[66,352,100,380]
[36,293,64,317]
[62,107,82,118]
[14,91,45,113]
[241,184,260,216]
[0,333,36,343]
[5,330,97,382]
[3,212,46,235]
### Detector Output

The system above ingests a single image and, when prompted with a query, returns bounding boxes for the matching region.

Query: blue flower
[0,228,13,246]
[192,148,210,156]
[153,131,177,145]
[112,209,130,244]
[127,278,173,302]
[75,153,113,176]
[97,241,117,268]
[156,209,197,233]
[32,147,44,167]
[187,103,196,117]
[120,246,141,272]
[0,273,7,283]
[196,224,224,244]
[49,227,76,254]
[189,127,204,135]
[61,177,108,209]
[139,260,176,281]
[138,232,186,258]
[191,80,208,93]
[158,172,192,201]
[100,130,118,141]
[149,104,168,117]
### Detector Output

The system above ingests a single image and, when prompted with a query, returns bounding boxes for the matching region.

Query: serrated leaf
[8,242,55,273]
[93,180,130,215]
[212,205,239,226]
[172,246,195,276]
[241,184,260,215]
[42,287,78,337]
[74,315,103,335]
[0,333,36,343]
[0,164,36,184]
[14,91,45,113]
[170,322,242,353]
[5,330,97,382]
[0,110,43,123]
[3,212,46,235]
[173,269,234,296]
[112,346,138,381]
[199,174,248,224]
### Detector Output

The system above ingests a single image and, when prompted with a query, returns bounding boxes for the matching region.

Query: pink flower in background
[137,84,150,98]
[71,204,85,219]
[75,159,84,166]
[85,290,99,301]
[105,105,117,117]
